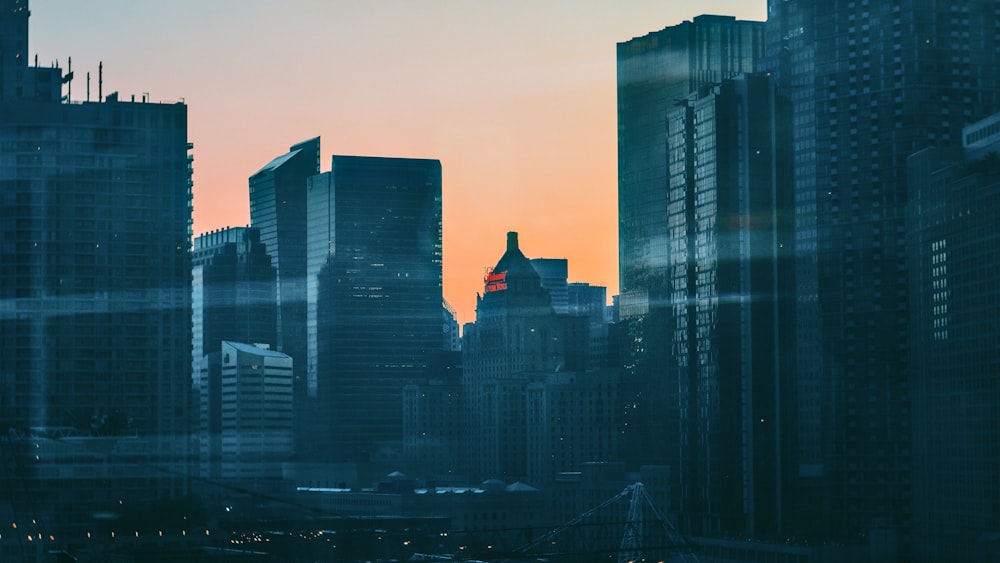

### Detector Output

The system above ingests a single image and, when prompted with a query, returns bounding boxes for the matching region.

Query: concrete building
[0,0,193,540]
[219,341,293,481]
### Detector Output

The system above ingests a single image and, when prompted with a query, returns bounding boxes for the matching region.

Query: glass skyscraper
[307,155,442,462]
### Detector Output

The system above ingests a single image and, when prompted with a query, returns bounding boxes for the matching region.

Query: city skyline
[28,0,766,324]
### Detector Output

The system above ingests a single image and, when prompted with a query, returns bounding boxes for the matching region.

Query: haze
[30,1,766,324]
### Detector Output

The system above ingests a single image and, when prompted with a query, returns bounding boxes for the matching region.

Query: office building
[0,0,193,537]
[462,232,595,483]
[219,341,293,481]
[763,0,1000,553]
[530,258,569,314]
[617,14,763,320]
[616,14,763,484]
[307,155,442,461]
[567,282,609,367]
[249,137,320,455]
[907,116,1000,561]
[192,226,277,480]
[657,73,796,538]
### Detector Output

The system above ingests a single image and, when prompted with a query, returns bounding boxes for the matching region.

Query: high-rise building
[566,282,609,367]
[219,341,293,482]
[907,116,1000,561]
[0,0,193,537]
[249,137,320,456]
[617,14,763,320]
[616,14,764,480]
[192,226,276,480]
[306,155,442,461]
[529,258,569,314]
[763,0,1000,553]
[663,73,795,538]
[462,232,596,483]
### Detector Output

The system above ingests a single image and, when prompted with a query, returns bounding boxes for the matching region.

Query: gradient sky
[30,1,765,325]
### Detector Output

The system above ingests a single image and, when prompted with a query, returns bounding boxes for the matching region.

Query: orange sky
[31,1,765,325]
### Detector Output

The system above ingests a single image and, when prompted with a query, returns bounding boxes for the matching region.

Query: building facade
[763,0,1000,553]
[0,0,193,539]
[249,137,320,456]
[616,14,764,481]
[661,73,795,538]
[462,233,603,484]
[307,155,442,462]
[219,341,294,482]
[907,118,1000,561]
[192,226,277,480]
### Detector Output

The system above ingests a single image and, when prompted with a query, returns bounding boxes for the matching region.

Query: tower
[249,137,320,456]
[307,155,442,462]
[0,0,193,536]
[763,0,1000,553]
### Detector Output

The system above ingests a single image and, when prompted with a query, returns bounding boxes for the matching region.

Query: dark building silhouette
[306,155,442,462]
[249,137,320,456]
[191,226,277,480]
[616,15,764,479]
[907,116,1000,561]
[462,232,607,484]
[661,73,795,538]
[763,0,1000,554]
[0,0,193,539]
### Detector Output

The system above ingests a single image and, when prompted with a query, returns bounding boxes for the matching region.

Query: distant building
[443,299,461,352]
[530,258,569,314]
[462,233,611,484]
[219,341,294,481]
[249,137,320,456]
[0,0,193,538]
[192,226,276,479]
[907,115,1000,561]
[567,282,609,367]
[403,376,463,478]
[307,155,442,462]
[297,476,545,555]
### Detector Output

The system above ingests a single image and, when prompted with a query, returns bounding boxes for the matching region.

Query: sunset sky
[31,1,765,325]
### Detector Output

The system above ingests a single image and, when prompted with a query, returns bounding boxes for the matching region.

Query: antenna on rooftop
[98,61,103,101]
[86,71,90,102]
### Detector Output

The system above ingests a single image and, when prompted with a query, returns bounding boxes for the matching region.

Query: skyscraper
[664,73,795,537]
[617,14,763,320]
[307,155,442,461]
[616,15,764,477]
[907,116,1000,561]
[763,0,1000,553]
[0,0,193,536]
[249,137,320,455]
